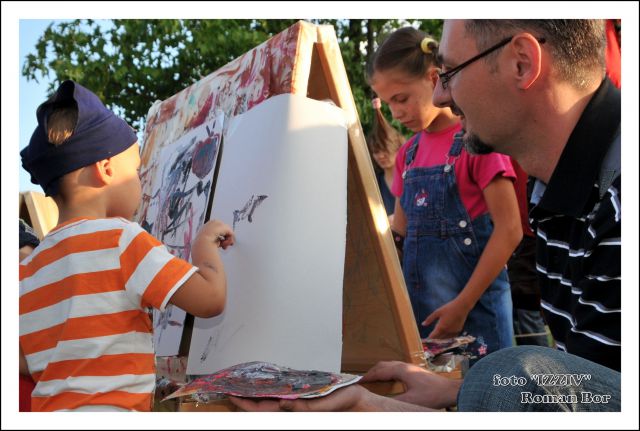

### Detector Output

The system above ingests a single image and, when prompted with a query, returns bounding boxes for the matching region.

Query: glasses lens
[440,74,449,89]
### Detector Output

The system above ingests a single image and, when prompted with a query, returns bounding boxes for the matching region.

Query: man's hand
[228,397,282,412]
[362,361,462,410]
[229,384,370,412]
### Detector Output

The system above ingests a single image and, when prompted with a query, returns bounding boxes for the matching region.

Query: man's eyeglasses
[438,35,546,89]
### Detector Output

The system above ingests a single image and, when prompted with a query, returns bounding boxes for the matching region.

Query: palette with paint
[162,361,361,402]
[421,335,477,359]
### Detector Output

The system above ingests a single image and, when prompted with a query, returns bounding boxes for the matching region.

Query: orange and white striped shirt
[19,217,196,411]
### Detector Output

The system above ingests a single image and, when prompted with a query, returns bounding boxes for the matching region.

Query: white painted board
[187,94,348,374]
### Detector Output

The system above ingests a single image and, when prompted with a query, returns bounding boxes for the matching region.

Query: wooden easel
[144,21,426,411]
[19,191,59,239]
[309,24,425,373]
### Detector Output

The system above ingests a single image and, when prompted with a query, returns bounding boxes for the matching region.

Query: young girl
[367,97,405,224]
[367,27,522,354]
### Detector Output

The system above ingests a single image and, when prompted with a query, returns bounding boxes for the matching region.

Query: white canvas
[187,94,348,374]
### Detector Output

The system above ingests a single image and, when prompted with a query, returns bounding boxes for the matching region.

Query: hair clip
[420,37,437,54]
[371,97,382,110]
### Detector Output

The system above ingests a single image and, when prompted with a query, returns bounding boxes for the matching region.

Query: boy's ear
[93,157,115,186]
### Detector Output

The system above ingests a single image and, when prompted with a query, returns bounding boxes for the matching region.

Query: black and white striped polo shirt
[529,78,621,371]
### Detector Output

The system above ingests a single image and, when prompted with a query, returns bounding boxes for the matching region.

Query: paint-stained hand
[422,298,470,339]
[362,361,462,410]
[199,219,235,250]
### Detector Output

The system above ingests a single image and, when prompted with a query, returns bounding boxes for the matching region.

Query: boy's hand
[199,220,235,249]
[176,220,234,318]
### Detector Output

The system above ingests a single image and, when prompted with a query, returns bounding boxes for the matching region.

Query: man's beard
[450,103,495,155]
[462,131,495,155]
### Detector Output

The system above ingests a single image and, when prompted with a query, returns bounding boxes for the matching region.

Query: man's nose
[432,78,450,108]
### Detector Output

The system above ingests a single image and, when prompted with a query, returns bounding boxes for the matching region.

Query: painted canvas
[139,21,315,173]
[162,361,361,402]
[137,111,224,356]
[187,94,348,375]
[135,22,317,356]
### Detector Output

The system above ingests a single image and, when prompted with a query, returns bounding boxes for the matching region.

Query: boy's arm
[19,245,35,262]
[169,220,235,318]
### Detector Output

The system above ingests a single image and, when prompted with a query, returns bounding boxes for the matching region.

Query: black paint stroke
[233,194,268,230]
[201,335,215,363]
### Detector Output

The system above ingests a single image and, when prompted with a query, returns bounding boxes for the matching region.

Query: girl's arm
[391,198,407,237]
[424,176,522,338]
[390,199,407,260]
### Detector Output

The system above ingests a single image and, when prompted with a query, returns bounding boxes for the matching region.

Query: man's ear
[93,157,115,186]
[509,33,543,90]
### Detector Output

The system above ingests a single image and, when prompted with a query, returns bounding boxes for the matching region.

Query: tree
[22,19,442,136]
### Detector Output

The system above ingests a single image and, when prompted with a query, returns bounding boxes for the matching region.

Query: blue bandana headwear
[20,80,138,196]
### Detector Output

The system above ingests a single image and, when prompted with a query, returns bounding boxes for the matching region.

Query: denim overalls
[400,132,513,354]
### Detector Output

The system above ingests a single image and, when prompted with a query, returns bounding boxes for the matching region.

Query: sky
[19,19,59,193]
[18,19,144,195]
[3,2,640,430]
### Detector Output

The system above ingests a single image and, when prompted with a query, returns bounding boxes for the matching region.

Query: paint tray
[162,361,361,402]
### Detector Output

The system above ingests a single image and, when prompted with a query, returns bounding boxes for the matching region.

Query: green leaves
[22,19,442,137]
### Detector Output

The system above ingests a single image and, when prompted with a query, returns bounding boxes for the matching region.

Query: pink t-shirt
[391,123,516,221]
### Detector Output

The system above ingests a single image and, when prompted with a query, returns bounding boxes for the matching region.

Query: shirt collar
[536,78,620,216]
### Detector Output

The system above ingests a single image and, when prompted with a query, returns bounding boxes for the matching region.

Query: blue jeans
[457,346,620,411]
[400,131,513,354]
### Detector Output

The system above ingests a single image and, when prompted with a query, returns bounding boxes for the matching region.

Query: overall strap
[448,131,465,157]
[443,131,464,172]
[404,132,422,167]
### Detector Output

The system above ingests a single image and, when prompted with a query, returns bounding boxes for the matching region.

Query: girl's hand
[422,298,471,339]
